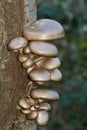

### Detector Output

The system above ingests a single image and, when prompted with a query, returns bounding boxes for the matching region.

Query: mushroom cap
[18,98,31,109]
[50,69,62,81]
[18,53,29,63]
[23,19,65,41]
[37,110,49,126]
[29,68,51,81]
[26,110,38,120]
[21,109,31,114]
[22,58,34,68]
[23,46,31,54]
[8,37,28,51]
[31,89,59,100]
[37,57,61,70]
[39,103,51,111]
[29,41,58,57]
[26,97,38,106]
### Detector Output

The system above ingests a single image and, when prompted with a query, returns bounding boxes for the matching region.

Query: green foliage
[37,0,87,130]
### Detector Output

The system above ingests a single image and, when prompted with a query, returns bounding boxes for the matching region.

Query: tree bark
[0,0,37,130]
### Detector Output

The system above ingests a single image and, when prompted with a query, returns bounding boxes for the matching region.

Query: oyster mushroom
[30,89,59,100]
[37,110,49,126]
[18,53,29,63]
[23,19,65,41]
[22,58,34,68]
[37,57,61,70]
[29,68,51,82]
[18,98,31,109]
[37,103,51,111]
[21,109,31,114]
[50,69,62,81]
[8,37,28,53]
[26,110,38,120]
[29,41,58,57]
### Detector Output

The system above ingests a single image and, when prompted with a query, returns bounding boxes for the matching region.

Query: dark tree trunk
[0,0,37,130]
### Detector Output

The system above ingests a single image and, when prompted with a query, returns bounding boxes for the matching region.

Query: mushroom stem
[19,48,23,54]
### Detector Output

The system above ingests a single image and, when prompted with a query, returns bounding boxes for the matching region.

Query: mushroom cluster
[8,19,65,126]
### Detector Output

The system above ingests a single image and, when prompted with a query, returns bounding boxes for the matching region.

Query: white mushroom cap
[31,89,59,100]
[18,98,31,109]
[8,37,28,53]
[50,69,62,81]
[23,19,65,41]
[37,110,49,126]
[29,68,51,82]
[18,53,29,63]
[39,103,51,111]
[37,57,61,70]
[29,41,58,57]
[26,110,38,120]
[22,58,34,68]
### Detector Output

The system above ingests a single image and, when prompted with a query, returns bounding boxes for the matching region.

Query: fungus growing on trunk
[8,18,65,127]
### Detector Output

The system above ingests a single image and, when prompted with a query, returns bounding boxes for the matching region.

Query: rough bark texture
[0,0,37,130]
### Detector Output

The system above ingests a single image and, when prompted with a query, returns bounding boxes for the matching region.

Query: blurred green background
[37,0,87,130]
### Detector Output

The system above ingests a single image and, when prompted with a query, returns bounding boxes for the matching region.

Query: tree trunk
[0,0,37,130]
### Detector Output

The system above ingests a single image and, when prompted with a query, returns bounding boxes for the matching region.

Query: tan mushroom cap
[22,58,34,68]
[37,110,49,126]
[31,89,59,100]
[8,37,28,52]
[23,19,65,41]
[18,98,30,109]
[39,103,51,111]
[50,69,62,81]
[18,53,29,63]
[29,68,51,81]
[21,109,31,114]
[29,41,58,57]
[37,57,61,70]
[26,110,38,120]
[26,97,38,106]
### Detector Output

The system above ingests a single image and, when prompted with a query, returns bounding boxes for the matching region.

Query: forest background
[37,0,87,130]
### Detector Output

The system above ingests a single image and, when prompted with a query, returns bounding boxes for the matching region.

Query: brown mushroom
[31,89,59,100]
[37,57,61,70]
[18,53,29,63]
[8,37,28,53]
[23,19,65,41]
[50,69,62,81]
[21,109,31,114]
[29,41,58,57]
[39,103,51,111]
[26,96,38,106]
[22,58,34,68]
[26,110,38,120]
[37,110,49,126]
[18,98,31,109]
[29,68,51,81]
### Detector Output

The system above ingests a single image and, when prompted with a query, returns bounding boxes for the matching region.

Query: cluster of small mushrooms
[8,19,65,126]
